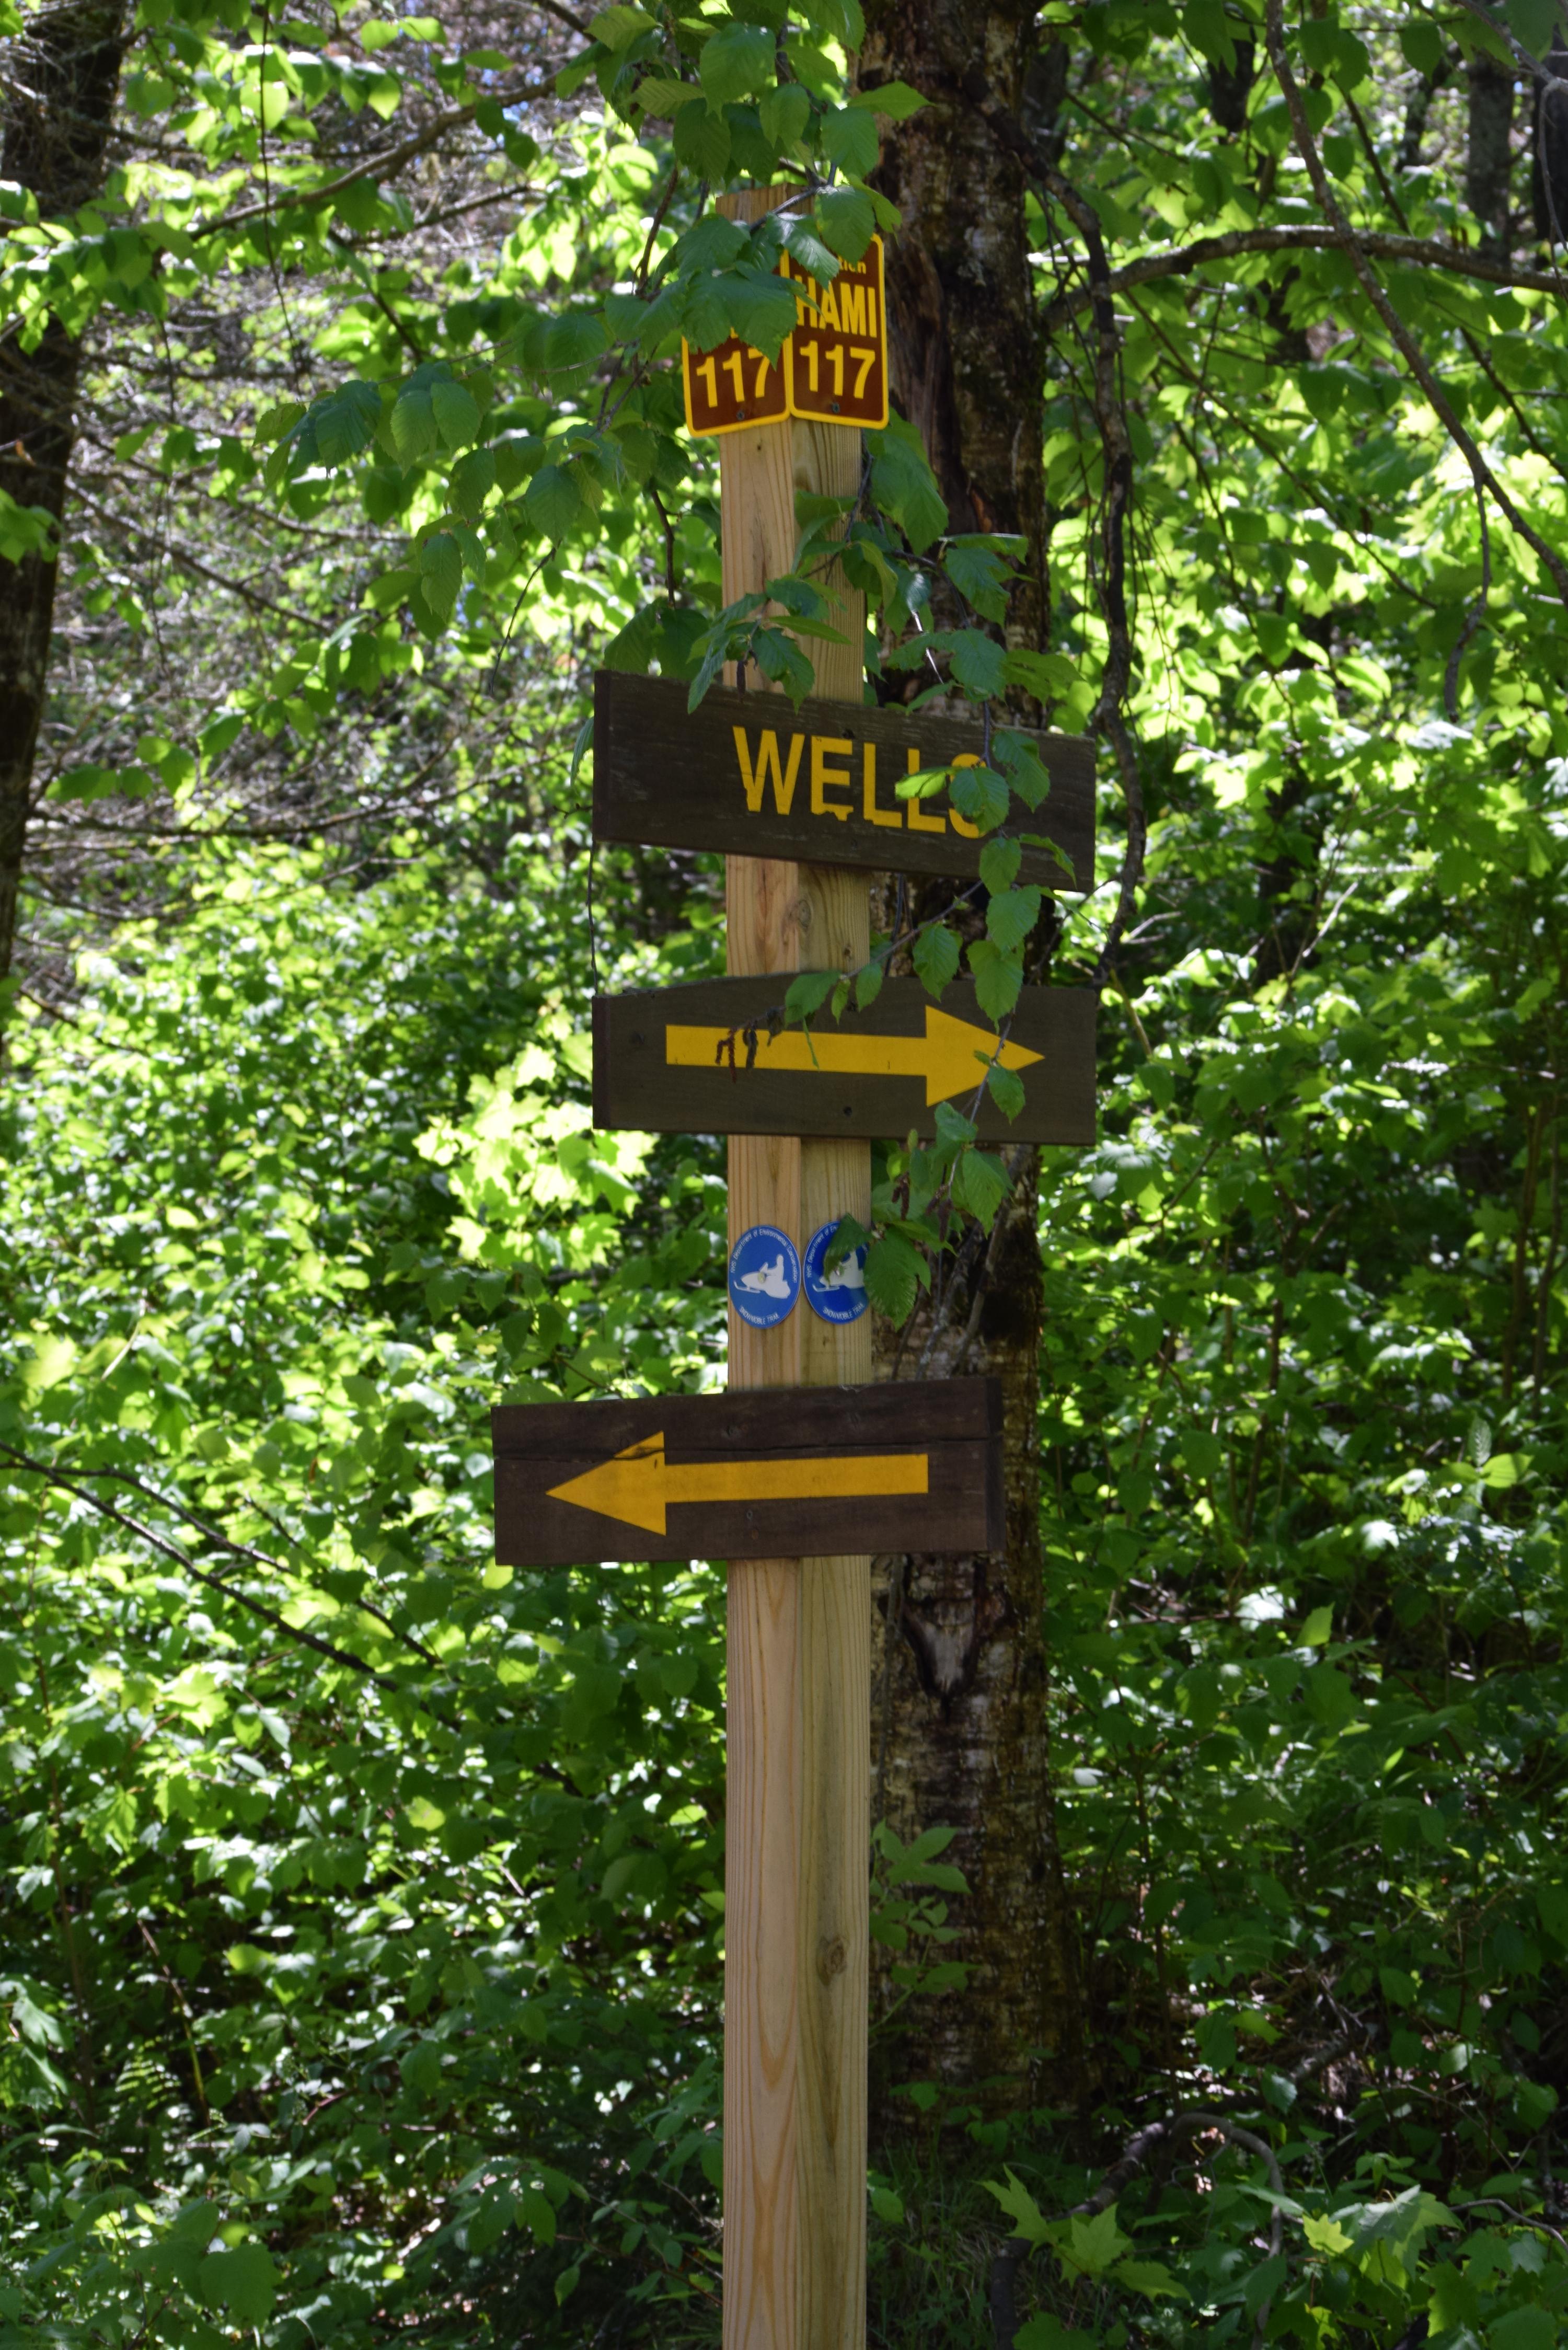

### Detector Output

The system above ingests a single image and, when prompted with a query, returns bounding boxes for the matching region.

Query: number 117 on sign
[681,336,789,434]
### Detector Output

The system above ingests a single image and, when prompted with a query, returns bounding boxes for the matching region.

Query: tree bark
[0,0,127,988]
[857,1,1085,2139]
[1466,47,1515,260]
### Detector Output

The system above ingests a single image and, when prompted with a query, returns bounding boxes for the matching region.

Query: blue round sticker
[803,1220,870,1323]
[728,1224,801,1329]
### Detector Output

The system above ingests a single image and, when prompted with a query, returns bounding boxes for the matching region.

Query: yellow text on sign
[681,236,889,435]
[732,728,987,838]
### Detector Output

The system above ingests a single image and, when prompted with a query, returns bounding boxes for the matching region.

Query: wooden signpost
[593,976,1096,1144]
[593,670,1096,892]
[492,186,1098,2350]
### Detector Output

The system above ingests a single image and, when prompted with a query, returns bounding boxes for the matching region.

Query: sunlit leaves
[698,20,775,105]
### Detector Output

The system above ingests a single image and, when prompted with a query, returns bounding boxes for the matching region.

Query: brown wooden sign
[593,975,1096,1145]
[681,332,789,435]
[682,237,890,435]
[782,239,889,427]
[492,1377,1002,1566]
[592,671,1095,893]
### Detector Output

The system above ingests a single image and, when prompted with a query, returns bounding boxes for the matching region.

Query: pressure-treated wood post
[719,187,870,2350]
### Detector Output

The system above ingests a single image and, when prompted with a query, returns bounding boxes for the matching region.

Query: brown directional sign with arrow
[593,975,1096,1146]
[492,1377,1002,1567]
[592,671,1096,893]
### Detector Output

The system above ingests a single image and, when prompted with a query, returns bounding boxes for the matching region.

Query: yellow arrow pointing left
[548,1434,929,1536]
[665,1004,1041,1108]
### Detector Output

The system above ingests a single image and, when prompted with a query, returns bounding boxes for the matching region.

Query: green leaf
[310,379,382,467]
[1398,18,1445,74]
[391,385,437,461]
[1113,2257,1187,2300]
[985,1059,1024,1120]
[1506,0,1559,54]
[1183,0,1237,69]
[849,78,926,117]
[699,20,775,103]
[1057,2203,1134,2278]
[759,82,812,147]
[431,377,481,448]
[1001,646,1077,699]
[983,2167,1053,2247]
[862,1230,927,1323]
[979,837,1021,894]
[591,3,655,48]
[1300,1604,1334,1645]
[674,99,732,177]
[993,728,1054,813]
[944,539,1011,623]
[400,2037,443,2095]
[198,2240,281,2325]
[985,885,1042,955]
[449,445,496,520]
[816,185,877,260]
[869,415,948,552]
[912,922,960,998]
[854,960,884,1009]
[950,762,1009,833]
[636,71,699,111]
[967,938,1021,1021]
[947,631,1008,699]
[547,310,610,369]
[784,215,839,285]
[524,463,582,538]
[820,103,879,176]
[751,625,816,702]
[870,2185,905,2224]
[725,270,799,359]
[783,971,838,1023]
[518,2184,557,2245]
[952,1147,1007,1229]
[419,530,462,621]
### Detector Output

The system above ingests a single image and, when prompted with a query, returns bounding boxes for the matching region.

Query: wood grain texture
[797,1548,870,2345]
[593,670,1097,893]
[725,1552,799,2350]
[594,975,1098,1147]
[717,185,871,2350]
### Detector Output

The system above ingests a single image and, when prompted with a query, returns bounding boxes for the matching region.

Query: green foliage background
[5,0,1568,2343]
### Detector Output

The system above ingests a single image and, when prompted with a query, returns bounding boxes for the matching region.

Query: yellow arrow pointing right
[665,1005,1041,1108]
[548,1435,929,1536]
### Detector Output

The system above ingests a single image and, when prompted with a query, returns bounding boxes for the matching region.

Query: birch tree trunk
[856,2,1086,2136]
[0,0,126,989]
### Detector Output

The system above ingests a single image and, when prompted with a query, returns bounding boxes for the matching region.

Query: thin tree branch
[0,1442,398,1686]
[1040,223,1568,332]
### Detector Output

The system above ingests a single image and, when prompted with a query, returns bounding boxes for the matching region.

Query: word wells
[593,671,1096,892]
